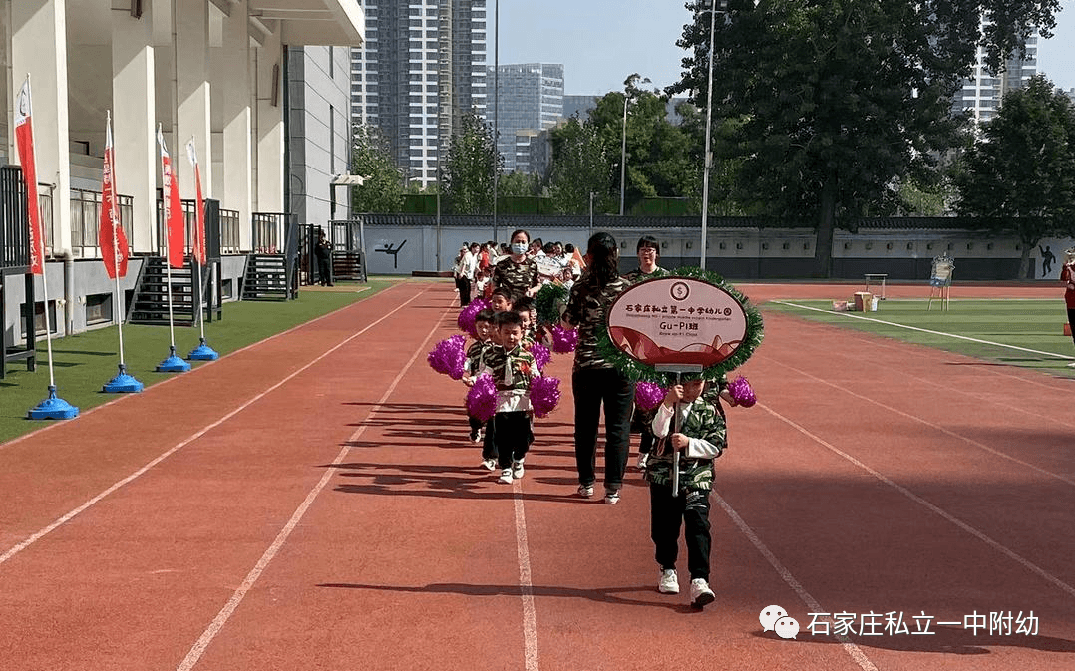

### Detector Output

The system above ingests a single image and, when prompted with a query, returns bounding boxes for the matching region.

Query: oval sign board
[607,277,748,368]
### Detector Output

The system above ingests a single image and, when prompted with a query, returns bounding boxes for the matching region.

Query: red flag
[14,76,45,275]
[100,113,129,279]
[157,126,185,269]
[185,139,206,264]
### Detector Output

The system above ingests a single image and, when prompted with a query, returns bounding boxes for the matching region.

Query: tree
[350,124,404,213]
[444,111,502,214]
[498,171,542,197]
[546,115,616,214]
[670,0,1062,276]
[955,75,1075,278]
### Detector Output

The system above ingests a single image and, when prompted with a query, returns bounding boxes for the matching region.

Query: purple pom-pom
[466,374,498,421]
[458,298,490,338]
[634,381,666,411]
[427,334,468,379]
[530,342,551,370]
[530,376,560,418]
[728,375,756,408]
[550,324,578,353]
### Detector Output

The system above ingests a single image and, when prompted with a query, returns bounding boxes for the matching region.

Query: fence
[69,187,134,259]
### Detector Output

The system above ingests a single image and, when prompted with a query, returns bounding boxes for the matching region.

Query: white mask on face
[511,242,528,255]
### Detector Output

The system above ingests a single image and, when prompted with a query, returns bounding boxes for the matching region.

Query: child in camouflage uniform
[646,376,727,609]
[462,308,498,468]
[480,311,540,485]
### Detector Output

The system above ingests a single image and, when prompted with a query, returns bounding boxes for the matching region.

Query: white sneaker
[636,453,649,470]
[577,484,594,499]
[690,578,715,608]
[604,489,620,505]
[498,469,513,484]
[471,430,483,444]
[658,569,679,594]
[480,458,497,471]
[512,460,525,479]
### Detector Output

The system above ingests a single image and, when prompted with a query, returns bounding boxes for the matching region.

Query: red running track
[1,280,1072,670]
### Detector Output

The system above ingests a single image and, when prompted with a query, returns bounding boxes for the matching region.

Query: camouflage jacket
[622,265,668,283]
[644,398,727,492]
[481,344,538,412]
[563,275,631,371]
[465,339,493,375]
[493,257,539,301]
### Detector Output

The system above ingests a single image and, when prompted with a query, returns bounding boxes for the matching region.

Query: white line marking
[0,281,402,451]
[512,483,540,671]
[772,300,1075,362]
[0,286,427,568]
[762,356,1075,488]
[714,493,878,671]
[758,402,1075,600]
[177,296,452,671]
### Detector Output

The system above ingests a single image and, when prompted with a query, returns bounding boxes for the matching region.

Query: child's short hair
[491,287,514,303]
[496,310,524,329]
[475,308,496,324]
[513,296,535,313]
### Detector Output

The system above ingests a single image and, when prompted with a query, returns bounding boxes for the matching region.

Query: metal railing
[69,187,134,259]
[220,208,240,254]
[251,212,287,254]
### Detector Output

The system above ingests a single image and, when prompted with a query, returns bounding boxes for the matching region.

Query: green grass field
[0,279,398,444]
[764,298,1075,378]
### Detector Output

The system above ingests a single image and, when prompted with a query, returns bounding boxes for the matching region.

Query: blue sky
[493,0,1075,96]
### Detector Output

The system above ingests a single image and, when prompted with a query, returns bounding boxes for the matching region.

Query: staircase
[331,250,367,282]
[128,256,197,326]
[242,253,291,300]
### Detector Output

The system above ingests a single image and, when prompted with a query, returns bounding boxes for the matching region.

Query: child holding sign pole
[647,375,727,609]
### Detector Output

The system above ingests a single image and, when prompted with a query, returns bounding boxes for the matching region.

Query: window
[86,293,112,325]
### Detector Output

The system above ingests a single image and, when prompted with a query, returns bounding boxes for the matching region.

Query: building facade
[952,24,1038,123]
[351,0,487,187]
[491,63,563,173]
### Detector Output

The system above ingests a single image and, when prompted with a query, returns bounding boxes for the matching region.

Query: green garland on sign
[595,267,764,385]
[534,282,569,325]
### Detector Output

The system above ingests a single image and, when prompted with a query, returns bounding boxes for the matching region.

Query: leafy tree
[350,124,404,213]
[670,0,1061,275]
[444,112,503,214]
[955,75,1075,277]
[546,116,616,214]
[498,171,542,197]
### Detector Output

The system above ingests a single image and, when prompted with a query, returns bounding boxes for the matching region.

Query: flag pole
[156,124,190,373]
[186,137,217,361]
[21,74,78,419]
[103,110,143,392]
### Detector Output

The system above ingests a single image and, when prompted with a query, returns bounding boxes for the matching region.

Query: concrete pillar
[112,0,158,253]
[221,1,252,250]
[11,0,72,254]
[255,28,284,213]
[176,0,212,198]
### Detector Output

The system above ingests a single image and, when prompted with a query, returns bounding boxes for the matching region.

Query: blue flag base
[28,385,80,420]
[103,364,144,393]
[157,346,191,373]
[187,338,219,361]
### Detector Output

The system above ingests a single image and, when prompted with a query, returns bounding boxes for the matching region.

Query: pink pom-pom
[550,324,578,353]
[728,375,756,408]
[634,381,666,411]
[466,374,498,422]
[530,376,560,418]
[427,334,468,379]
[457,298,490,338]
[530,342,551,370]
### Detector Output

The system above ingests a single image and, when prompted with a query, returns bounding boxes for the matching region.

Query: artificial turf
[764,298,1075,378]
[0,279,398,444]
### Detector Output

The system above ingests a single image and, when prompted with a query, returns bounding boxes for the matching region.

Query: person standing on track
[562,232,635,504]
[1062,249,1075,368]
[481,311,540,485]
[647,376,726,609]
[493,229,540,302]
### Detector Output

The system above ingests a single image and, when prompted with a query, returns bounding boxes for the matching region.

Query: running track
[1,281,1072,670]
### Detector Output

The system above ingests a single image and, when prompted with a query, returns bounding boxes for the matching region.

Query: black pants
[459,277,473,306]
[316,256,332,285]
[494,411,532,469]
[572,367,634,491]
[1069,308,1075,346]
[650,483,712,581]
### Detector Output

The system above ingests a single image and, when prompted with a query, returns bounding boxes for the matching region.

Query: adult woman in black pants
[562,232,635,504]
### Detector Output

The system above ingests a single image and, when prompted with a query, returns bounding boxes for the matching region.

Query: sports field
[1,279,1072,671]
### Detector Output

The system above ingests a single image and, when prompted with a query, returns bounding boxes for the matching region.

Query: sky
[492,0,1075,96]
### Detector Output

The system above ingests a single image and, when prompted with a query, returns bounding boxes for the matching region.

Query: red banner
[14,76,44,275]
[158,128,185,268]
[186,139,206,265]
[100,114,129,279]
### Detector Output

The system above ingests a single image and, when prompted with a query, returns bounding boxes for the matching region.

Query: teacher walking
[493,229,540,301]
[562,232,635,504]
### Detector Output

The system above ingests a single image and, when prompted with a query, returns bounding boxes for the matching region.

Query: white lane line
[177,296,452,671]
[762,356,1075,488]
[0,281,401,451]
[772,300,1075,362]
[714,493,878,671]
[512,483,540,671]
[0,286,427,568]
[758,402,1075,600]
